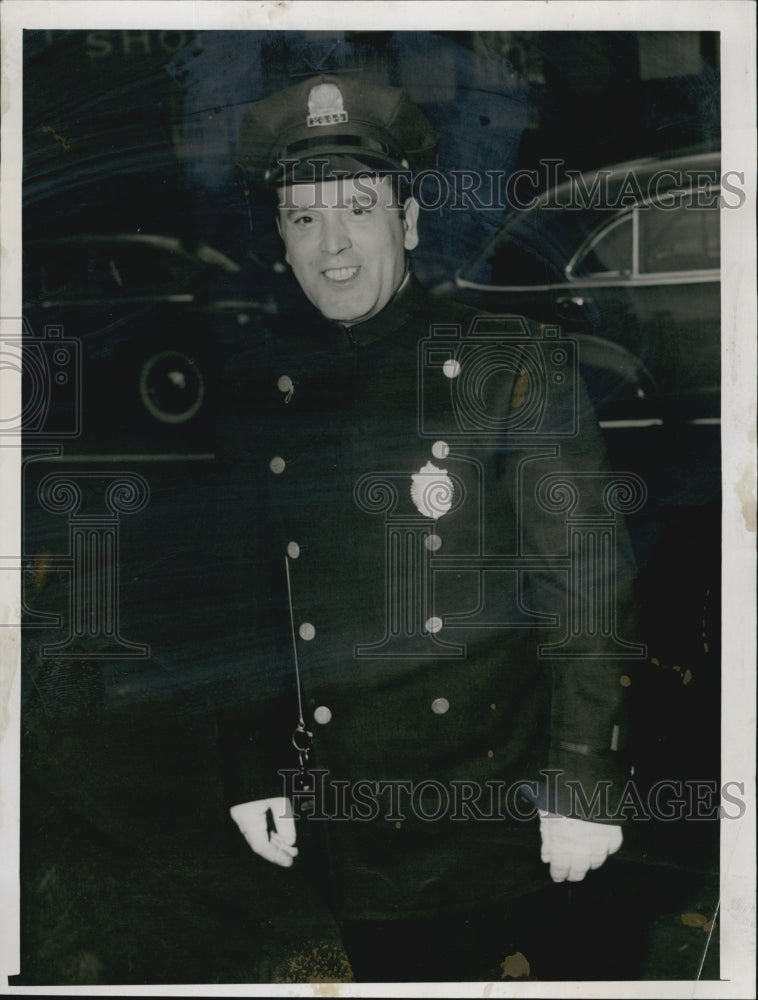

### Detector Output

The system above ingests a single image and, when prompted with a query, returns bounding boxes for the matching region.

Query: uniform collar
[338,270,428,348]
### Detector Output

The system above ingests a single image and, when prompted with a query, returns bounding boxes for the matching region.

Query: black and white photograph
[0,1,755,995]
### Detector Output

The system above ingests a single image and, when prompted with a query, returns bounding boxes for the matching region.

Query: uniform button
[313,705,332,725]
[620,675,632,687]
[432,440,450,460]
[490,703,497,711]
[425,533,443,552]
[425,616,443,634]
[431,697,450,715]
[299,622,315,641]
[287,541,300,559]
[277,375,293,394]
[443,358,461,379]
[487,749,494,759]
[269,456,286,474]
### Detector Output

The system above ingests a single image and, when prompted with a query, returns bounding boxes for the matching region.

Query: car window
[110,244,201,295]
[570,214,633,278]
[38,245,107,300]
[638,201,720,273]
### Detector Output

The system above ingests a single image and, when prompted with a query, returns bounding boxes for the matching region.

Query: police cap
[237,74,437,187]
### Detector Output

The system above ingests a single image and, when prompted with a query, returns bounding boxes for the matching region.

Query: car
[435,149,723,841]
[22,232,280,450]
[433,146,722,582]
[434,146,721,424]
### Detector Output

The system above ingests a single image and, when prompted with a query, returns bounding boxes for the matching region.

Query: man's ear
[402,197,420,252]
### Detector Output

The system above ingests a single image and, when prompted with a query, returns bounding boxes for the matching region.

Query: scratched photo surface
[13,25,726,988]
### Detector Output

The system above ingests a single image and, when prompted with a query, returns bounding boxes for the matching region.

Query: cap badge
[307,83,348,128]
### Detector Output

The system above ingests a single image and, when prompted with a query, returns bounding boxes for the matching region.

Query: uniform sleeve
[198,352,295,809]
[506,346,641,824]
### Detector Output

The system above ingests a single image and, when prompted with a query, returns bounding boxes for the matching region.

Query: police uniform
[208,75,640,979]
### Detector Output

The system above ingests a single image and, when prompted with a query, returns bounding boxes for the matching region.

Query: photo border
[1,3,755,997]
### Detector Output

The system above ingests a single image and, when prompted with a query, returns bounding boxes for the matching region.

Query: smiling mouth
[323,266,360,283]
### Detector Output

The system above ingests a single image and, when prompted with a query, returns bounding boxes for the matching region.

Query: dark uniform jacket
[206,273,640,921]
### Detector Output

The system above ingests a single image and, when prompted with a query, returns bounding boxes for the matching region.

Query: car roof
[24,233,241,273]
[502,146,721,232]
[457,145,721,285]
[541,145,720,206]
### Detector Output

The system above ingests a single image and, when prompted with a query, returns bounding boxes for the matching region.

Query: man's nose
[319,212,352,255]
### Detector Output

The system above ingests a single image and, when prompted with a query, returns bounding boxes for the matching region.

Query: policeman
[210,73,639,982]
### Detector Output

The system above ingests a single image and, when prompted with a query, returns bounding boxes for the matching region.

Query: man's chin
[318,298,375,325]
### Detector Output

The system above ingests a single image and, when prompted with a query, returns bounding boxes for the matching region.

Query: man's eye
[292,215,314,226]
[351,205,372,216]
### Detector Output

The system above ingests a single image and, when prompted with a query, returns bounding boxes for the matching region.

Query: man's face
[277,175,420,325]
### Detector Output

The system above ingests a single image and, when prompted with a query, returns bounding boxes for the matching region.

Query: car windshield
[108,243,203,294]
[23,238,211,304]
[459,206,613,288]
[571,214,633,277]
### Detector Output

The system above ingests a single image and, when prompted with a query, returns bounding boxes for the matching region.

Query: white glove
[230,797,298,868]
[539,810,622,882]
